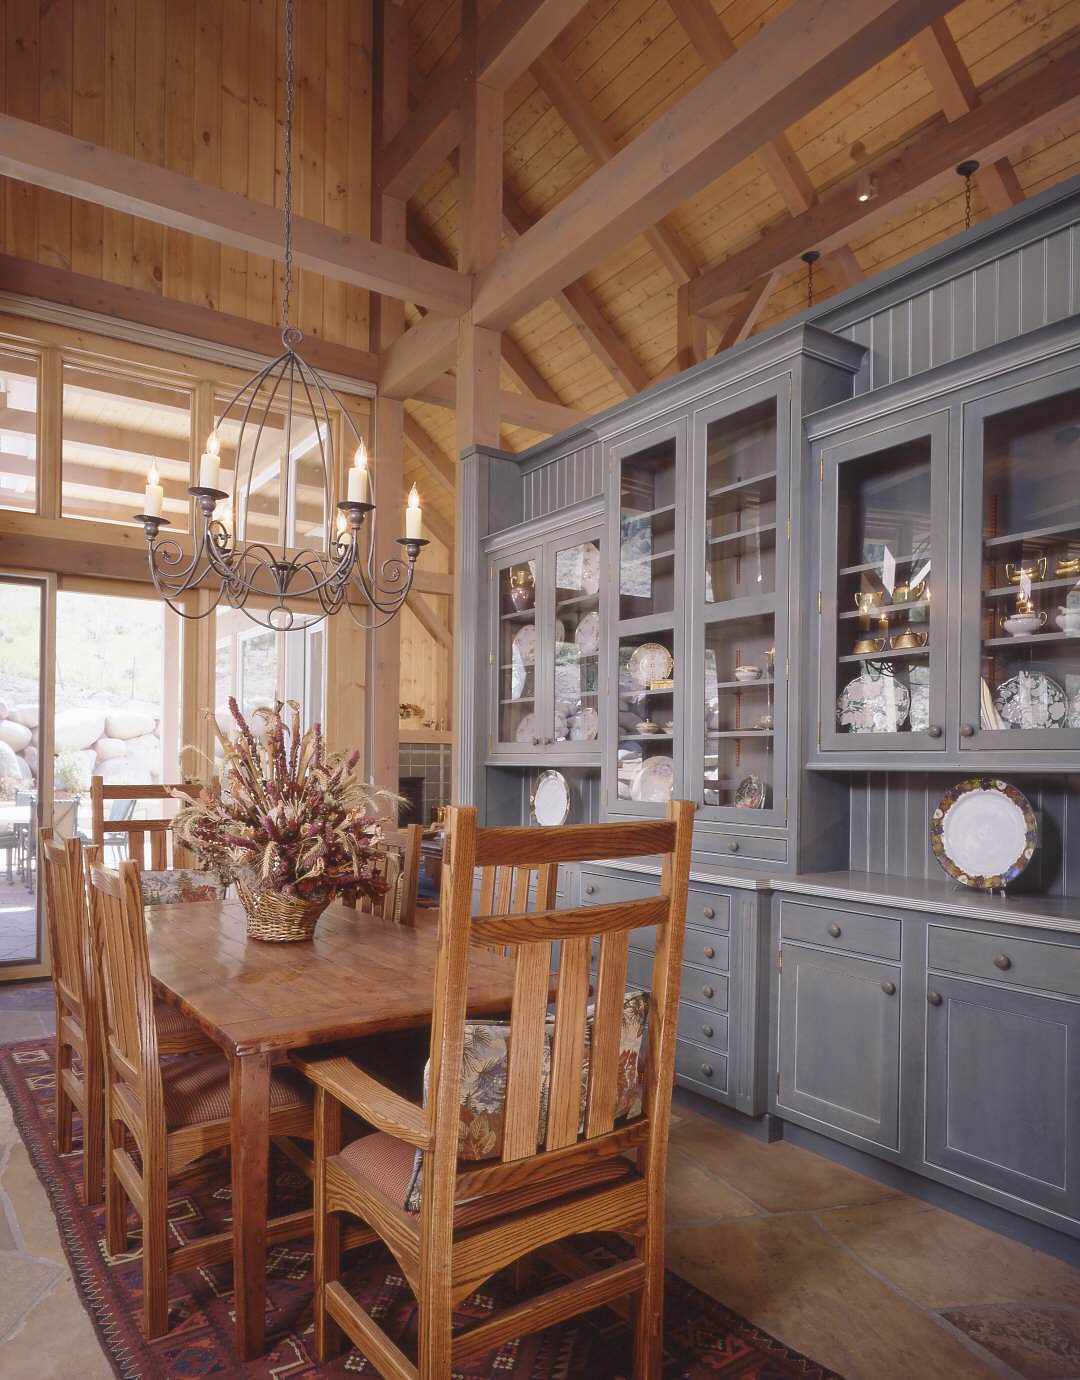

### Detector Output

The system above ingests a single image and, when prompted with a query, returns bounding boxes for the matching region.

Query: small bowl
[853,636,887,656]
[1055,608,1080,634]
[1001,613,1045,638]
[662,720,675,734]
[734,665,762,683]
[635,720,660,735]
[755,714,774,731]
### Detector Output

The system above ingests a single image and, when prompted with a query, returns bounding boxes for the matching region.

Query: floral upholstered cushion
[403,986,649,1212]
[140,868,228,906]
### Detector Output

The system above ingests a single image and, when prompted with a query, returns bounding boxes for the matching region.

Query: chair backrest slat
[90,776,208,871]
[424,800,694,1228]
[40,830,89,1017]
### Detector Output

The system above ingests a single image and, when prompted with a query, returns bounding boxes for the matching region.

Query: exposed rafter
[688,55,1080,318]
[403,414,455,492]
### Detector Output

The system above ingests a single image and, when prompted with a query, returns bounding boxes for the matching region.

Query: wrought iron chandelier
[135,0,425,631]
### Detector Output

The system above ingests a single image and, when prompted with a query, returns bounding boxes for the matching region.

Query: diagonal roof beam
[0,114,470,317]
[382,0,590,202]
[912,20,1025,214]
[383,0,963,394]
[403,415,456,491]
[687,53,1080,317]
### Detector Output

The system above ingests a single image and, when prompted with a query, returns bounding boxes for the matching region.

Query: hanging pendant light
[801,250,820,310]
[135,0,425,631]
[957,160,980,231]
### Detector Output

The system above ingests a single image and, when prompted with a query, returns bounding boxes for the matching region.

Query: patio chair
[298,800,695,1379]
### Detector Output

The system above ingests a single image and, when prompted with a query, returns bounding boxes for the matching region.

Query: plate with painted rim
[531,769,571,826]
[837,667,910,734]
[628,642,674,688]
[512,623,537,668]
[993,670,1067,730]
[575,610,601,657]
[630,755,674,803]
[734,774,766,810]
[930,777,1037,890]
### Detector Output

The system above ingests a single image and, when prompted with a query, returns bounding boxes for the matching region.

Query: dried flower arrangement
[171,698,393,910]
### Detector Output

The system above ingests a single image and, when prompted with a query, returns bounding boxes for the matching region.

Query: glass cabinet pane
[497,558,538,747]
[617,630,675,804]
[834,436,936,737]
[705,400,777,603]
[619,438,676,620]
[552,540,601,746]
[704,616,776,810]
[977,388,1080,737]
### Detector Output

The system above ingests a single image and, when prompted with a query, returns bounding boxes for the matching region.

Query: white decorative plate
[514,712,536,745]
[1067,675,1080,729]
[575,610,600,657]
[531,769,570,826]
[510,661,528,700]
[580,543,601,595]
[993,671,1067,730]
[734,774,766,809]
[837,669,910,733]
[569,706,599,741]
[512,624,537,668]
[628,642,674,687]
[931,778,1037,890]
[630,755,674,803]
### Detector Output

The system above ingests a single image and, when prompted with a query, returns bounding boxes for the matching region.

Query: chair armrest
[292,1053,432,1150]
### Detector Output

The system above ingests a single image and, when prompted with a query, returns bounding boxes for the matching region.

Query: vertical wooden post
[675,283,708,370]
[38,347,63,520]
[180,589,216,778]
[368,0,407,806]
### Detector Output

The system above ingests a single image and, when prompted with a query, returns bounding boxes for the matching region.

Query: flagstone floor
[0,979,1078,1380]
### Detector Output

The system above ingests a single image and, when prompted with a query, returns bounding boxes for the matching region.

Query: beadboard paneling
[848,772,1080,897]
[521,444,601,521]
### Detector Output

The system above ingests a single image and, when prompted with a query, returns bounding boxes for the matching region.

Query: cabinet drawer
[780,899,901,962]
[712,832,787,864]
[681,962,728,1012]
[678,1001,728,1053]
[581,872,730,955]
[687,888,731,932]
[675,1040,728,1093]
[928,926,1080,1001]
[579,870,656,906]
[682,928,729,973]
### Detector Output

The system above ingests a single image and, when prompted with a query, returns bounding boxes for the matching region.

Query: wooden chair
[40,832,218,1206]
[298,801,695,1379]
[89,777,227,906]
[85,856,315,1338]
[341,823,423,927]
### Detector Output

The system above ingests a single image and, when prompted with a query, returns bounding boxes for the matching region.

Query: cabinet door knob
[700,1063,713,1078]
[993,953,1012,971]
[701,985,714,999]
[960,722,975,738]
[702,905,715,920]
[927,990,943,1006]
[880,980,896,996]
[703,945,715,959]
[583,883,595,895]
[827,923,842,938]
[727,840,740,853]
[702,1025,714,1039]
[926,724,942,739]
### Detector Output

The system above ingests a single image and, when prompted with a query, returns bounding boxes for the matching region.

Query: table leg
[230,1050,272,1360]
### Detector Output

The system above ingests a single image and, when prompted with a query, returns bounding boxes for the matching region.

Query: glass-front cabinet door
[960,372,1080,753]
[550,530,603,754]
[607,420,685,814]
[492,548,543,751]
[691,383,789,824]
[819,411,950,752]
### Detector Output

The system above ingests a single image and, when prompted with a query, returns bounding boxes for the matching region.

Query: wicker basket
[234,879,332,942]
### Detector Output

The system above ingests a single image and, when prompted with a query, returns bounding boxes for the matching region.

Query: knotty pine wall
[0,0,373,351]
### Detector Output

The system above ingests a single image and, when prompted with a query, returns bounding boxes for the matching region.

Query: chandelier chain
[281,0,296,344]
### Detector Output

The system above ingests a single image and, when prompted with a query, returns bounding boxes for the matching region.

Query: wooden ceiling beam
[531,53,698,284]
[911,20,1025,215]
[403,414,456,491]
[688,53,1080,317]
[0,113,470,317]
[716,273,779,351]
[414,372,589,433]
[407,591,453,648]
[381,0,590,202]
[824,245,866,292]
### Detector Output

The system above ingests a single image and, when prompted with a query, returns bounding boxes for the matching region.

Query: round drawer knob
[700,1063,713,1078]
[927,990,943,1006]
[701,985,714,999]
[702,906,715,920]
[727,840,740,854]
[993,953,1012,971]
[703,945,715,959]
[827,923,842,938]
[583,884,595,895]
[702,1025,714,1039]
[960,722,976,738]
[926,724,942,739]
[880,980,896,996]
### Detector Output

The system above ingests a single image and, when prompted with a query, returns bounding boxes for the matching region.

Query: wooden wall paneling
[246,0,277,326]
[70,0,105,280]
[322,0,349,345]
[192,0,223,310]
[297,0,326,339]
[163,0,197,306]
[219,0,252,319]
[38,0,73,273]
[6,0,40,264]
[103,0,135,288]
[344,0,374,352]
[133,0,166,298]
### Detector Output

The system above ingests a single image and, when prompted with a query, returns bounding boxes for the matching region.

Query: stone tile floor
[0,980,1077,1379]
[0,877,39,967]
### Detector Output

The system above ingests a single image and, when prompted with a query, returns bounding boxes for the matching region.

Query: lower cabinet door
[777,944,901,1150]
[925,974,1080,1218]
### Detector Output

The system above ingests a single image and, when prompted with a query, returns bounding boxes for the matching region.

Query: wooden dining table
[145,895,518,1360]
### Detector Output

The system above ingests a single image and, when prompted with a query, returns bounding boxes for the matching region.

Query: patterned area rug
[1,1038,843,1380]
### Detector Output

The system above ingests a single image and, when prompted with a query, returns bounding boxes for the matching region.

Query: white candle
[348,440,370,503]
[198,430,221,489]
[144,462,163,518]
[405,483,422,540]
